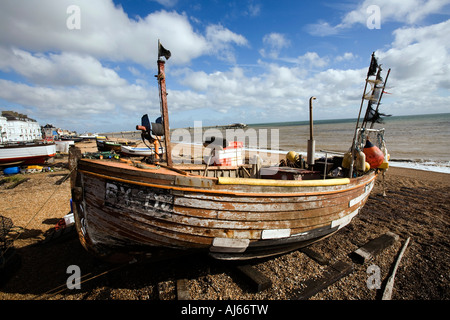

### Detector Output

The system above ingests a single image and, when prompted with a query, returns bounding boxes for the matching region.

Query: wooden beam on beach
[350,232,399,264]
[300,247,330,265]
[176,279,191,300]
[291,261,353,300]
[234,264,272,292]
[5,178,30,189]
[382,237,411,300]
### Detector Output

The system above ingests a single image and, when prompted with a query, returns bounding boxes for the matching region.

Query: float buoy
[363,140,384,169]
[356,150,366,171]
[286,151,299,163]
[342,152,352,169]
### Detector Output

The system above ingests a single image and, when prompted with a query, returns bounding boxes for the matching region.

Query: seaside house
[0,111,42,143]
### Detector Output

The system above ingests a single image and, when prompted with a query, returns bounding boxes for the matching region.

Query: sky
[0,0,449,133]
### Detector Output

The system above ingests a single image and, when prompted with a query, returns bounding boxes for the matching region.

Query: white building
[0,113,42,143]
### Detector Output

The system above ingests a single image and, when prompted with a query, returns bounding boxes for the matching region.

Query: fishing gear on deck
[82,151,119,160]
[348,52,391,178]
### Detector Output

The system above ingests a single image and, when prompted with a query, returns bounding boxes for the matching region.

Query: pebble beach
[0,139,448,302]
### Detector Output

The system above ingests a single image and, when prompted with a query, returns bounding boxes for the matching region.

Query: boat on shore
[224,123,247,129]
[96,138,137,153]
[120,145,164,157]
[69,48,390,262]
[0,142,56,166]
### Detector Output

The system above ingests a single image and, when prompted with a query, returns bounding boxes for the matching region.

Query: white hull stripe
[261,228,291,239]
[349,181,374,207]
[210,238,250,253]
[331,209,359,230]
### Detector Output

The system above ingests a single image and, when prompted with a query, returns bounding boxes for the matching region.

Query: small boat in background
[79,133,102,140]
[120,145,164,157]
[60,136,83,143]
[96,138,137,153]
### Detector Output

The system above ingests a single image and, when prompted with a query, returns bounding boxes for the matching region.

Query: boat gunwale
[78,165,376,197]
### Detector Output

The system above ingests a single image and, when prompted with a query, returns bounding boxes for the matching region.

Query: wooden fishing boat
[69,48,390,262]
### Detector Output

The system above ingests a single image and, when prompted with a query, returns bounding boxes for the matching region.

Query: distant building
[0,111,42,143]
[41,124,59,141]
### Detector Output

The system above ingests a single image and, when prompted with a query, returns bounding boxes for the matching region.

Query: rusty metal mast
[157,40,173,167]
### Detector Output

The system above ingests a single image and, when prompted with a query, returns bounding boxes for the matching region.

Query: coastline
[0,139,448,300]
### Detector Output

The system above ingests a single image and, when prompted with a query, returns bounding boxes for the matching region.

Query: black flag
[364,101,391,124]
[158,42,171,60]
[367,52,378,77]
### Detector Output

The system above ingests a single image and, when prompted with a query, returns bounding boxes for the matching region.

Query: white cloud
[306,0,450,36]
[0,0,250,131]
[335,52,356,62]
[151,0,178,8]
[304,21,341,37]
[374,20,450,114]
[0,0,247,66]
[205,24,249,63]
[0,0,448,132]
[0,47,126,87]
[173,16,449,124]
[342,0,449,26]
[260,33,291,59]
[296,52,329,69]
[246,3,261,17]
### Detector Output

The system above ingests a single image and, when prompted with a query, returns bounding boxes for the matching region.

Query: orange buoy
[363,140,384,169]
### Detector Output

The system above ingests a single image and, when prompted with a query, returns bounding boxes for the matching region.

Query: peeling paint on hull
[70,157,377,261]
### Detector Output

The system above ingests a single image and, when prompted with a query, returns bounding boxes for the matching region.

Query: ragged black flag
[364,100,391,124]
[367,52,378,77]
[158,41,171,60]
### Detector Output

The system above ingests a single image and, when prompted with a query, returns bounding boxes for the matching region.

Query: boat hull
[70,157,376,262]
[97,140,137,153]
[0,143,56,165]
[120,145,163,157]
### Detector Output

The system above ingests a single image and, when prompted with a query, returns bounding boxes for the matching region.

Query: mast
[307,96,316,168]
[157,40,173,167]
[369,68,391,129]
[349,52,377,178]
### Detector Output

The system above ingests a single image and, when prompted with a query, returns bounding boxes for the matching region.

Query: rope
[0,165,77,260]
[130,160,160,170]
[34,262,132,300]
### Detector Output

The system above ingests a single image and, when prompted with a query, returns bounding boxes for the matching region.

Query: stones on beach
[0,139,448,300]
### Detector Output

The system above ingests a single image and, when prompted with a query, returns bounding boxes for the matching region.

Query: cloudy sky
[0,0,449,133]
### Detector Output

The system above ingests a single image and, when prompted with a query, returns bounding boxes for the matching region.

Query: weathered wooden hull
[70,157,376,262]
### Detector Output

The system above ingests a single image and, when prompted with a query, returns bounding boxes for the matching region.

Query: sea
[104,113,450,174]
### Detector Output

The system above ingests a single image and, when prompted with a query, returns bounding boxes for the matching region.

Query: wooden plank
[350,232,399,264]
[382,237,411,300]
[291,261,353,300]
[176,279,190,300]
[235,264,272,292]
[5,178,30,189]
[300,247,330,265]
